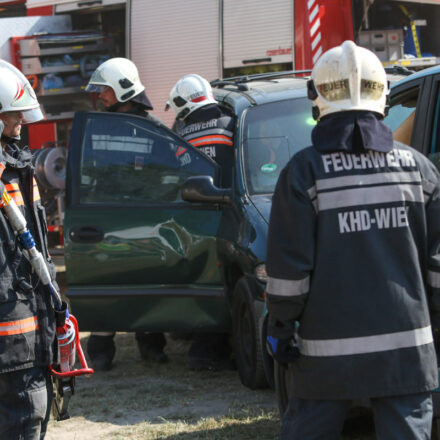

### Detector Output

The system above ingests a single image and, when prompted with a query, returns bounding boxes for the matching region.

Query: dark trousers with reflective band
[280,392,433,440]
[0,367,53,440]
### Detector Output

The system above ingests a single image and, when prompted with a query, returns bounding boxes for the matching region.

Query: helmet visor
[21,107,44,124]
[86,69,107,90]
[85,83,106,93]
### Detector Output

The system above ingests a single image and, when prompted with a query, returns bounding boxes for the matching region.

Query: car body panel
[67,286,230,332]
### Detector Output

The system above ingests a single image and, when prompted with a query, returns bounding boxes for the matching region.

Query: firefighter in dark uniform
[168,73,235,188]
[85,58,168,371]
[0,62,57,440]
[266,40,440,439]
[167,74,235,370]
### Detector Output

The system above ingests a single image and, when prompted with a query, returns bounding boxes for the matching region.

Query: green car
[64,71,315,389]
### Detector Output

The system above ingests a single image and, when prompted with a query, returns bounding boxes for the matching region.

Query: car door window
[384,86,419,146]
[79,113,218,205]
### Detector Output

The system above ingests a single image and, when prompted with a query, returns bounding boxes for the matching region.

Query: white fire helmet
[167,74,217,120]
[307,40,389,119]
[0,60,43,123]
[86,57,145,103]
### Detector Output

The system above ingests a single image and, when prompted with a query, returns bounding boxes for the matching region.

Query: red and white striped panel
[308,0,323,65]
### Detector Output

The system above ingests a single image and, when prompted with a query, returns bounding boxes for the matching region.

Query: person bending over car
[167,73,235,370]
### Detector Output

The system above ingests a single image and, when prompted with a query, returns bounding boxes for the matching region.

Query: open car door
[64,111,229,332]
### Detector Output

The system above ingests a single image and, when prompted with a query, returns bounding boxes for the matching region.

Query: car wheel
[232,277,268,390]
[274,360,293,417]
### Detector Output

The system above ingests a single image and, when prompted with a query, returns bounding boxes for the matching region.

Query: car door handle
[69,226,104,244]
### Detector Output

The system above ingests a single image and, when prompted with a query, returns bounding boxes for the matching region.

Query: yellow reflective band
[0,190,11,208]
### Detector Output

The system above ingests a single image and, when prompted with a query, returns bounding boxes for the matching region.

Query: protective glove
[266,335,300,368]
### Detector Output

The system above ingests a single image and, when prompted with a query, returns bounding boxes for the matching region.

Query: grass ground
[45,332,376,440]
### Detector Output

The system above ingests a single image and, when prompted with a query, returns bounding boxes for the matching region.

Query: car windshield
[242,97,314,194]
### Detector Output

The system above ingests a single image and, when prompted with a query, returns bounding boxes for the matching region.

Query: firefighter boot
[135,332,168,364]
[86,334,116,371]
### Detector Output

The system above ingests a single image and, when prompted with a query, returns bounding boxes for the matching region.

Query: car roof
[211,68,412,115]
[211,72,310,115]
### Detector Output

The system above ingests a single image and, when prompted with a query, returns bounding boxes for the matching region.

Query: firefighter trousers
[280,392,433,440]
[0,366,53,440]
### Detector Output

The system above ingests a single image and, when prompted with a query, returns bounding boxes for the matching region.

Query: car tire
[274,360,292,417]
[232,277,268,390]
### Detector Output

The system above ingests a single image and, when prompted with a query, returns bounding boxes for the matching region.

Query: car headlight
[255,263,268,283]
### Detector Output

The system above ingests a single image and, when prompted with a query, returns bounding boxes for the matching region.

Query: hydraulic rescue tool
[0,176,94,420]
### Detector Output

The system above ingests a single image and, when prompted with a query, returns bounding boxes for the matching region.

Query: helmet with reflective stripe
[167,74,217,120]
[308,40,389,119]
[86,57,145,103]
[0,60,43,123]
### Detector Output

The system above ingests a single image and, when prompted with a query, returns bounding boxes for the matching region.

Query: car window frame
[425,74,440,157]
[389,75,432,155]
[66,111,220,209]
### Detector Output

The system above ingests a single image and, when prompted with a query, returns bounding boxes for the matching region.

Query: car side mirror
[181,176,232,205]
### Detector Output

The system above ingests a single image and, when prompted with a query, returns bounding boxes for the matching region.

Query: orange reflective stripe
[192,140,233,147]
[0,323,39,336]
[33,179,40,202]
[175,146,187,157]
[0,316,38,336]
[5,183,19,192]
[190,134,233,145]
[4,183,24,206]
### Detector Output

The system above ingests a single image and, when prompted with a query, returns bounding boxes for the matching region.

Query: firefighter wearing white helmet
[168,74,235,188]
[0,60,57,440]
[86,57,163,126]
[266,40,440,439]
[167,74,235,371]
[86,57,167,371]
[307,39,389,120]
[167,73,217,120]
[0,64,43,126]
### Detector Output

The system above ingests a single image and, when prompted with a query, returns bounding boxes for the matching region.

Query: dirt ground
[45,333,377,440]
[46,258,376,440]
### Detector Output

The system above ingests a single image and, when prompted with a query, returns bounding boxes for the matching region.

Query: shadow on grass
[68,333,277,427]
[143,412,280,440]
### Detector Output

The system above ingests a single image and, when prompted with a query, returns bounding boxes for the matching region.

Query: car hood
[249,194,273,224]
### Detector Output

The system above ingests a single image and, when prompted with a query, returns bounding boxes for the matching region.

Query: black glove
[266,335,300,368]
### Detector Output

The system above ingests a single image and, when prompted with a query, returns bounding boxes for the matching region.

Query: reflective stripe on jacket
[177,104,235,187]
[266,112,440,400]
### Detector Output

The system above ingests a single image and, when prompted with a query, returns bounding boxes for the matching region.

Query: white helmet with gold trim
[307,40,389,119]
